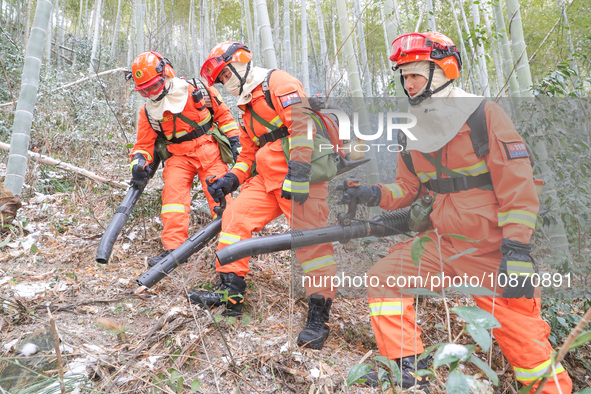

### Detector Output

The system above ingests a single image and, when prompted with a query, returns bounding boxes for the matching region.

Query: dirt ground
[0,159,589,393]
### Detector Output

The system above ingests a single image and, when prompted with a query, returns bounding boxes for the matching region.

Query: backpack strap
[262,69,276,111]
[398,131,416,176]
[144,106,166,140]
[466,99,489,158]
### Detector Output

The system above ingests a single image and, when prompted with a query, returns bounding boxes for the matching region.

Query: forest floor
[0,155,589,394]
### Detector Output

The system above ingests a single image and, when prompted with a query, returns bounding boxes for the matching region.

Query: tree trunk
[4,0,53,196]
[352,0,372,96]
[24,0,33,44]
[471,1,491,96]
[457,0,480,92]
[335,0,380,197]
[54,0,61,68]
[482,4,504,95]
[382,0,405,97]
[273,0,281,67]
[300,0,310,92]
[283,0,293,74]
[505,0,572,262]
[556,0,579,78]
[252,0,261,64]
[110,0,123,59]
[448,0,477,92]
[315,0,328,88]
[190,0,199,76]
[44,0,53,63]
[134,0,144,56]
[330,0,339,72]
[88,0,103,73]
[255,0,278,69]
[425,0,436,31]
[492,0,519,97]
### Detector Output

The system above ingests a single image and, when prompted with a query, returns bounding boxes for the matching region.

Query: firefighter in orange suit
[190,42,336,349]
[130,51,240,267]
[341,32,572,392]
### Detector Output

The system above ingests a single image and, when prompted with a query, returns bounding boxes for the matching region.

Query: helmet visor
[390,33,432,63]
[200,56,227,86]
[136,77,165,98]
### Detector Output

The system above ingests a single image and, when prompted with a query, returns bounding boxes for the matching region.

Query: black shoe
[296,294,332,349]
[148,250,172,267]
[362,355,431,393]
[188,273,247,316]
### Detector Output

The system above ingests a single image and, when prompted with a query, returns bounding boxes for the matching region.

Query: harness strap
[425,172,493,194]
[467,100,489,157]
[262,69,276,110]
[259,127,289,147]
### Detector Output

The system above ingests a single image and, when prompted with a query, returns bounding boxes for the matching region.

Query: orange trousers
[367,233,572,393]
[215,175,337,299]
[161,154,232,250]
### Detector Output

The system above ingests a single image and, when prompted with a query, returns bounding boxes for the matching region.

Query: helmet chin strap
[401,62,454,106]
[227,62,251,96]
[151,81,170,102]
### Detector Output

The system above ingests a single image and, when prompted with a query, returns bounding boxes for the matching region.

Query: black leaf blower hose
[215,207,411,266]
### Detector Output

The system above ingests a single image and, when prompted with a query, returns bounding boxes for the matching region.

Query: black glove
[340,185,382,207]
[228,136,241,162]
[130,153,149,188]
[499,238,538,299]
[207,172,239,203]
[281,161,311,205]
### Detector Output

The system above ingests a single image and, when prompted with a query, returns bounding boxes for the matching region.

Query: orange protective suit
[215,70,337,299]
[131,83,239,250]
[367,101,572,393]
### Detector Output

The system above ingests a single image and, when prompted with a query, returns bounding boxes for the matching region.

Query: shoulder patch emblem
[279,91,301,108]
[503,141,529,160]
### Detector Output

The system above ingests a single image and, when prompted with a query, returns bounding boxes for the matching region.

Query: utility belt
[258,126,289,148]
[424,172,492,194]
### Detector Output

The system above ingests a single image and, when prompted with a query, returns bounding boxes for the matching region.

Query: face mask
[223,72,242,96]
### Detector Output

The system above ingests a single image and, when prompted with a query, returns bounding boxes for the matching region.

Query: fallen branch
[0,142,128,190]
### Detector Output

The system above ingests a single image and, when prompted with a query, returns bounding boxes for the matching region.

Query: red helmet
[200,42,252,86]
[131,51,175,97]
[390,32,462,80]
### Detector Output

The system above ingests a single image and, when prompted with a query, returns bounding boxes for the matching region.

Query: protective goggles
[200,43,250,86]
[135,76,165,98]
[391,33,461,64]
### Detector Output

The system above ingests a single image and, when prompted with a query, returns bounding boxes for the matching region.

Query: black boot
[187,273,246,316]
[148,250,172,267]
[296,294,332,349]
[362,355,431,393]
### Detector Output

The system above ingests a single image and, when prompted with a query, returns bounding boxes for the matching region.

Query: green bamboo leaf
[445,234,480,242]
[446,284,498,296]
[411,235,434,267]
[433,343,471,368]
[346,363,373,387]
[399,288,443,297]
[518,379,539,394]
[569,331,591,350]
[373,355,401,382]
[445,248,478,262]
[452,306,501,329]
[465,323,492,352]
[469,355,499,386]
[446,370,470,394]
